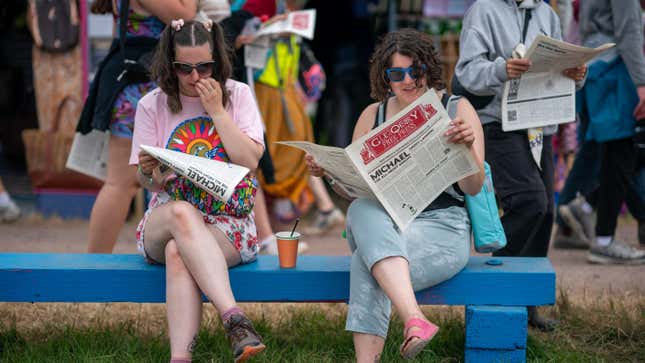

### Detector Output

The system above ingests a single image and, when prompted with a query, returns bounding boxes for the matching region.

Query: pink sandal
[399,317,439,360]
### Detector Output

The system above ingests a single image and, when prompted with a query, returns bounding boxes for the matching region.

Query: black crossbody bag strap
[522,9,532,44]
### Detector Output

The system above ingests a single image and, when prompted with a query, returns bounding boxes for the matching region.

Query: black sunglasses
[173,61,215,76]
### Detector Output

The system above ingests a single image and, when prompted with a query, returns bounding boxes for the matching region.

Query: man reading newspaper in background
[455,0,587,331]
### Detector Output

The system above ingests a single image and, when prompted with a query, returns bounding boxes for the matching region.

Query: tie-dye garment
[110,6,164,138]
[163,116,257,217]
[115,6,165,39]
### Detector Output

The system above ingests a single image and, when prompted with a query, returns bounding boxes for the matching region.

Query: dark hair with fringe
[151,20,233,113]
[369,28,444,102]
[90,0,113,14]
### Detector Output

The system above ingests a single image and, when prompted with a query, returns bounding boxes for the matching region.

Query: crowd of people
[1,0,643,361]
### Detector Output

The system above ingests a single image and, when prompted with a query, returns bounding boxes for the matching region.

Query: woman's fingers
[445,117,474,146]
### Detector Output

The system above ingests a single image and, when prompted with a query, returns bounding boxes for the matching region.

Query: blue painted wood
[0,254,555,305]
[465,348,525,363]
[35,190,97,219]
[465,306,527,349]
[415,257,555,306]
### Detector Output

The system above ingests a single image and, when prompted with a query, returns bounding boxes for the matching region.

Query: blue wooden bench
[0,253,555,363]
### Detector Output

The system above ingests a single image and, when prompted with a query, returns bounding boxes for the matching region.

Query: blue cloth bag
[465,162,507,253]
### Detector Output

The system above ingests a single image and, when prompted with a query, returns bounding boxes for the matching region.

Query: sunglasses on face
[385,64,427,82]
[173,61,215,76]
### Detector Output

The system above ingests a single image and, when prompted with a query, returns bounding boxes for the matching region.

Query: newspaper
[244,10,316,69]
[254,9,316,40]
[65,130,110,181]
[279,90,480,230]
[501,35,615,131]
[140,145,250,203]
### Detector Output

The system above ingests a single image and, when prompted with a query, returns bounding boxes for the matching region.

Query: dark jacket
[77,36,157,134]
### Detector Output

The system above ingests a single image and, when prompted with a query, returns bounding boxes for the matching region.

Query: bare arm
[304,103,379,201]
[450,98,485,195]
[196,78,263,170]
[137,0,197,23]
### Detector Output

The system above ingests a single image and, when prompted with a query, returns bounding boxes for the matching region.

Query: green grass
[1,296,643,362]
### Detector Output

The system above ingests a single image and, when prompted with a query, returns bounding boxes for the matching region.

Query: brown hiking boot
[223,313,265,363]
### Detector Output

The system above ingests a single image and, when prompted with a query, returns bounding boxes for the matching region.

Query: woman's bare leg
[254,185,274,241]
[165,239,202,360]
[371,257,425,323]
[87,136,139,253]
[164,229,241,360]
[144,201,241,312]
[308,175,334,212]
[354,333,385,363]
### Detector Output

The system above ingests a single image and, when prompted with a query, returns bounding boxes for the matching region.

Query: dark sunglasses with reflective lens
[173,61,215,76]
[385,64,427,82]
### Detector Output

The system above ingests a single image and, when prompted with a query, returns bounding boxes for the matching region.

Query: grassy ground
[1,293,643,363]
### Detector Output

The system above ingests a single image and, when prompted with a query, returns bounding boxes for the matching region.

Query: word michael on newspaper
[279,90,479,230]
[140,145,250,203]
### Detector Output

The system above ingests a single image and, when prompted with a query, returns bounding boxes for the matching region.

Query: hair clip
[171,19,185,31]
[202,19,213,32]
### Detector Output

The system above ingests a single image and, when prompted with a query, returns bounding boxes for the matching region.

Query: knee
[165,240,188,275]
[169,201,201,230]
[347,199,387,228]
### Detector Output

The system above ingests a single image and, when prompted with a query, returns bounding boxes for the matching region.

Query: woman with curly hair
[131,20,265,362]
[306,28,485,361]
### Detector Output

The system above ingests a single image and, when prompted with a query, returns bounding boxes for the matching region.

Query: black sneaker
[639,219,645,246]
[223,314,265,363]
[552,225,589,249]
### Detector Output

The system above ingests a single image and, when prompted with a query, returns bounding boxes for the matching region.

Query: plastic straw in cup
[290,218,300,237]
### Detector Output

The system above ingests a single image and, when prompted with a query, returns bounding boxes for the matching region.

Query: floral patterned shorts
[135,193,260,265]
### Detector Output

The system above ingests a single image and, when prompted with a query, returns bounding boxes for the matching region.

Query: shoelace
[226,317,260,342]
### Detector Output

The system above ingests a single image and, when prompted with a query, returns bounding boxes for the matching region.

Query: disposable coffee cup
[276,231,300,268]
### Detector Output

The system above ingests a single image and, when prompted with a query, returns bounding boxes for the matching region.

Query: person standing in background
[455,0,587,331]
[78,0,197,253]
[574,0,645,264]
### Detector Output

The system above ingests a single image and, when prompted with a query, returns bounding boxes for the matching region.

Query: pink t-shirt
[129,79,264,165]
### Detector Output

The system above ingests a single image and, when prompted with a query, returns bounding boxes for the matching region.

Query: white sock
[0,192,11,206]
[596,236,612,247]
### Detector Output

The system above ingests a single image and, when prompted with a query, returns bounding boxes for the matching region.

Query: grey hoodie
[456,0,577,134]
[578,0,645,87]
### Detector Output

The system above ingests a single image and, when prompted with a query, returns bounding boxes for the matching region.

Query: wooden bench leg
[464,305,527,363]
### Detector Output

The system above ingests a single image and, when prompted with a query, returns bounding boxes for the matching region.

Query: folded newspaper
[501,35,614,131]
[140,145,250,203]
[279,90,480,231]
[244,9,316,69]
[255,9,316,40]
[66,130,110,181]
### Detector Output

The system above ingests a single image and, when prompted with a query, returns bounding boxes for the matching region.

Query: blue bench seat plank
[0,253,554,305]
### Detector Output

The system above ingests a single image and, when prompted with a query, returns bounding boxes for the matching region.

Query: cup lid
[276,231,300,240]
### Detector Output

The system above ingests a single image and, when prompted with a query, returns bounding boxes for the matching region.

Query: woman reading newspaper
[129,20,265,363]
[306,29,485,362]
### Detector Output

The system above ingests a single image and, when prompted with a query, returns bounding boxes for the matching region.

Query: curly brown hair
[369,28,444,102]
[151,20,233,113]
